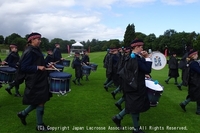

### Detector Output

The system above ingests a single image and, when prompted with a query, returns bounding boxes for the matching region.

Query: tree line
[0,23,200,56]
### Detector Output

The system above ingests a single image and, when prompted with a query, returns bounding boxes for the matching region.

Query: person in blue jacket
[17,32,52,131]
[180,50,200,115]
[53,43,63,65]
[1,44,21,96]
[72,52,83,85]
[112,39,152,133]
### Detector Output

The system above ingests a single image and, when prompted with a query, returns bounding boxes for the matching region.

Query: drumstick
[45,68,62,71]
[48,63,60,72]
[52,60,60,64]
[82,62,87,66]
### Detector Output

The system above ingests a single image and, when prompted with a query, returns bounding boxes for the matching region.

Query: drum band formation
[0,59,98,96]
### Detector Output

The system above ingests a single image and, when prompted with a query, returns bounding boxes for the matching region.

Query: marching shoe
[115,103,122,111]
[196,112,200,115]
[164,80,168,84]
[104,86,108,91]
[111,92,116,99]
[179,103,186,112]
[5,88,12,95]
[17,112,27,125]
[72,80,76,85]
[15,93,22,97]
[112,116,122,128]
[177,85,182,90]
[77,82,82,86]
[36,123,51,131]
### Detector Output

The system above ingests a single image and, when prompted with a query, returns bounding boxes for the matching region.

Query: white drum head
[150,51,166,70]
[145,79,163,91]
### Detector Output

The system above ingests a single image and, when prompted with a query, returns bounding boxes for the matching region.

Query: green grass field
[0,52,199,133]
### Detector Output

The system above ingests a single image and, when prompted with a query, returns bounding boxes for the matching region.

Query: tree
[40,37,50,51]
[0,35,4,44]
[11,37,27,51]
[123,23,136,47]
[7,33,21,44]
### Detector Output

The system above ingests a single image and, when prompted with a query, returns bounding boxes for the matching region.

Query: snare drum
[62,60,70,67]
[89,63,98,71]
[0,67,16,83]
[145,79,163,107]
[49,72,72,95]
[54,64,64,72]
[82,65,91,76]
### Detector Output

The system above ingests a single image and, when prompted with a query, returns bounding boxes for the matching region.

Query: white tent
[72,42,83,47]
[70,42,85,55]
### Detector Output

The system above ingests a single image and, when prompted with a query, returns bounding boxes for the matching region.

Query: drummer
[53,43,64,65]
[72,52,83,85]
[17,32,52,131]
[112,39,152,133]
[45,49,54,65]
[0,44,21,96]
[81,51,90,81]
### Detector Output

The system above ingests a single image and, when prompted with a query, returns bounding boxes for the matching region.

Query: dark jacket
[188,60,200,102]
[168,56,179,78]
[74,57,82,78]
[5,51,20,68]
[119,54,152,113]
[45,54,54,65]
[81,54,90,65]
[20,45,51,105]
[53,48,62,64]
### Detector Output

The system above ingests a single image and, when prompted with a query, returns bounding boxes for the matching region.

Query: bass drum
[150,51,167,70]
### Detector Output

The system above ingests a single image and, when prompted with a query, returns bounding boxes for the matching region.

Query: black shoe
[180,103,186,112]
[0,84,2,88]
[133,129,145,133]
[165,80,168,84]
[177,85,182,90]
[115,103,122,111]
[36,123,51,131]
[72,80,76,85]
[77,83,82,86]
[112,116,122,129]
[111,92,116,99]
[17,112,27,125]
[174,82,178,85]
[86,78,89,81]
[196,112,200,115]
[104,86,108,91]
[15,93,22,97]
[5,88,12,95]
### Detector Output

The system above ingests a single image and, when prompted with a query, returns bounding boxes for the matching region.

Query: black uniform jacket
[53,48,62,64]
[74,57,82,78]
[5,51,20,68]
[20,45,51,105]
[188,60,200,102]
[119,54,152,113]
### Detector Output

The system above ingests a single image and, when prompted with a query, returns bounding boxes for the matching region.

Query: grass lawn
[0,51,199,133]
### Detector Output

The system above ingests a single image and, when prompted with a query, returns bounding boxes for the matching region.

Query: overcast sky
[0,0,199,42]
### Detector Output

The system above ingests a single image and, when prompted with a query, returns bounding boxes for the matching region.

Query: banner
[67,45,70,53]
[88,46,90,53]
[164,48,168,57]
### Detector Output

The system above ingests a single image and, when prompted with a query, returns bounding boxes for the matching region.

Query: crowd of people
[1,33,200,132]
[102,39,200,133]
[0,32,91,131]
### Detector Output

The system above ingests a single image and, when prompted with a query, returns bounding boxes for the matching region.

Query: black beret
[188,50,198,57]
[27,32,41,42]
[130,39,144,47]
